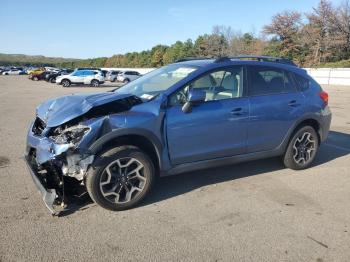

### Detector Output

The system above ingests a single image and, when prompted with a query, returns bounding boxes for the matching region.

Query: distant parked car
[105,70,121,82]
[29,71,51,81]
[44,67,60,73]
[0,68,9,74]
[116,70,141,83]
[46,69,74,83]
[101,70,109,77]
[56,69,104,87]
[28,68,45,75]
[2,68,25,75]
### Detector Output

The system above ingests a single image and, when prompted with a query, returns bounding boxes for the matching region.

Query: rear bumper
[320,106,332,142]
[24,155,59,215]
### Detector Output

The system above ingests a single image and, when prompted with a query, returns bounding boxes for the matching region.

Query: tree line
[2,0,349,68]
[97,0,350,68]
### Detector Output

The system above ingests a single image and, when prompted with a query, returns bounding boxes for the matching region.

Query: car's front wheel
[50,77,56,83]
[283,126,319,170]
[33,76,39,81]
[86,146,155,211]
[61,79,71,87]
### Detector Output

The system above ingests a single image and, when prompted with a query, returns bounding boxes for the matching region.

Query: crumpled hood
[36,92,133,127]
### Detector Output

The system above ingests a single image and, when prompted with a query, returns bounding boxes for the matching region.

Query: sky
[0,0,344,59]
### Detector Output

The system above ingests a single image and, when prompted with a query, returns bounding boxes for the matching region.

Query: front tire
[61,79,71,87]
[50,77,56,83]
[33,76,39,81]
[86,146,155,211]
[283,126,319,170]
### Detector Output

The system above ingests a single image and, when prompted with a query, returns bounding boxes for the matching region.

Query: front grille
[32,117,46,136]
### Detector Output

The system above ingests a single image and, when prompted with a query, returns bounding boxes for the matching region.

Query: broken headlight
[50,125,90,145]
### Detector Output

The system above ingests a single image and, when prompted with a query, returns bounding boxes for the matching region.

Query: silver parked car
[105,70,121,82]
[117,70,141,83]
[2,68,25,75]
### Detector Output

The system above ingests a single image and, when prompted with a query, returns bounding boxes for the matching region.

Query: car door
[82,71,94,84]
[246,65,304,152]
[70,70,84,83]
[166,66,249,165]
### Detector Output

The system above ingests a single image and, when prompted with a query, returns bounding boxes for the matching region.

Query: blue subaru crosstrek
[25,56,332,214]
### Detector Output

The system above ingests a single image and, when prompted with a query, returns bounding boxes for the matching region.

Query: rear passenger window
[284,71,297,93]
[293,74,310,92]
[248,66,296,96]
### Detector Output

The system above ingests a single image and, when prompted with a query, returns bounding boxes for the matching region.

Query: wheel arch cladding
[292,118,321,145]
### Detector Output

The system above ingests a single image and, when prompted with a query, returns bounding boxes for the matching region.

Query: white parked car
[2,68,24,75]
[116,70,141,83]
[56,70,105,87]
[105,70,121,82]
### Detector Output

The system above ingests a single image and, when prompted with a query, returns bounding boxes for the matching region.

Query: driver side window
[169,66,243,106]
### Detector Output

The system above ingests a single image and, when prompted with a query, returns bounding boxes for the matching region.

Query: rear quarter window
[248,66,296,96]
[293,73,310,92]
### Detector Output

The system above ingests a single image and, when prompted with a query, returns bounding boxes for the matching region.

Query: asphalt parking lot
[0,75,349,262]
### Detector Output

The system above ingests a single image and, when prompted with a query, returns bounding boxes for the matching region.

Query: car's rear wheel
[33,76,39,81]
[61,79,71,87]
[123,78,130,84]
[50,77,56,83]
[283,126,319,170]
[86,146,155,211]
[91,79,100,87]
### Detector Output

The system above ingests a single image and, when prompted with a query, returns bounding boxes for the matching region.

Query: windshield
[114,64,198,100]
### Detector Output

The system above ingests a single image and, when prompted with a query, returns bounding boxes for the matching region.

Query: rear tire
[33,76,39,81]
[61,79,71,87]
[50,77,56,83]
[283,126,319,170]
[86,146,155,211]
[91,79,100,87]
[123,78,130,84]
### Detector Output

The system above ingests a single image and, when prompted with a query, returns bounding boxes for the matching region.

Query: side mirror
[182,89,206,113]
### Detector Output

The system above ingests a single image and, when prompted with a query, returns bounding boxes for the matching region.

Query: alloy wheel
[292,132,316,165]
[92,80,99,87]
[62,80,69,87]
[99,157,146,204]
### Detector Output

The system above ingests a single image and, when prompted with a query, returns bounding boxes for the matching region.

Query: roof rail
[215,56,297,66]
[175,56,297,67]
[175,57,212,62]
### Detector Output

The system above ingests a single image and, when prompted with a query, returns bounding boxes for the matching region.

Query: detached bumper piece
[24,155,65,216]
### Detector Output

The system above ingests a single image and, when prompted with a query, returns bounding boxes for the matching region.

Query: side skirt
[163,148,284,177]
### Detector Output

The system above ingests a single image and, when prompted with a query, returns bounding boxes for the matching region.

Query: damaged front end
[25,92,143,215]
[25,118,95,215]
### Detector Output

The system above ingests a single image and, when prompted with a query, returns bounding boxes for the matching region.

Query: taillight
[319,91,328,105]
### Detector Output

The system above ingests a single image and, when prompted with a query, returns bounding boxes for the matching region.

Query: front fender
[88,128,167,170]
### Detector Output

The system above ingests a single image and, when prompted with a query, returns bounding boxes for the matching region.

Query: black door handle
[288,100,299,107]
[230,107,243,115]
